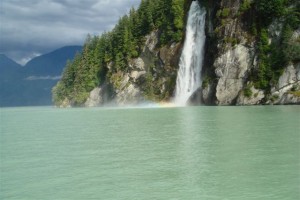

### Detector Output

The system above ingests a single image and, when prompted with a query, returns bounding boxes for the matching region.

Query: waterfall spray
[174,1,206,106]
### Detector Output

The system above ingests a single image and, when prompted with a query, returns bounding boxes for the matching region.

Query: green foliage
[252,0,300,29]
[289,84,300,97]
[52,35,106,105]
[239,0,252,13]
[248,0,300,92]
[224,37,238,46]
[52,0,186,106]
[172,0,185,30]
[243,85,253,98]
[285,3,300,30]
[250,24,258,36]
[281,25,300,62]
[270,94,279,102]
[110,71,124,89]
[288,84,300,97]
[288,90,300,97]
[144,73,158,100]
[252,18,299,91]
[253,29,272,90]
[216,8,230,18]
[254,0,286,25]
[52,82,66,106]
[171,0,185,42]
[291,84,298,92]
[202,76,213,89]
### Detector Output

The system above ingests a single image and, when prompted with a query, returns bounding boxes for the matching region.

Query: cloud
[25,75,62,81]
[0,0,140,64]
[19,52,42,66]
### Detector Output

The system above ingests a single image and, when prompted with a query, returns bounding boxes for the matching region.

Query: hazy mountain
[0,46,82,107]
[0,54,21,81]
[0,54,21,69]
[23,46,82,76]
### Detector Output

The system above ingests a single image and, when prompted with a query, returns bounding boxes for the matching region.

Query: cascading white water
[174,1,206,106]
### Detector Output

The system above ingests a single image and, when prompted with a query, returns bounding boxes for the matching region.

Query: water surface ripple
[1,106,299,199]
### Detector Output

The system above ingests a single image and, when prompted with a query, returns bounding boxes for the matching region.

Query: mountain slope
[0,46,82,107]
[52,0,186,106]
[0,54,21,81]
[53,0,300,107]
[0,54,21,69]
[23,46,82,76]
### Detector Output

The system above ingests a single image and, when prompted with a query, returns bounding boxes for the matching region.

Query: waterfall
[174,1,206,106]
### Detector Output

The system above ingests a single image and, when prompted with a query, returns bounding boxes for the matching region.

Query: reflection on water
[176,107,206,196]
[175,106,300,199]
[0,106,299,199]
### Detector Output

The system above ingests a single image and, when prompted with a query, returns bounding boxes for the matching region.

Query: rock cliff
[83,30,181,107]
[54,0,300,107]
[198,0,300,105]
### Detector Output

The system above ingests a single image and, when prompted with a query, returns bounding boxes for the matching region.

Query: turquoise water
[1,106,299,199]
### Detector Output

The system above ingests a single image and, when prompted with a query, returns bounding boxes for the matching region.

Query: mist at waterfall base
[174,1,206,106]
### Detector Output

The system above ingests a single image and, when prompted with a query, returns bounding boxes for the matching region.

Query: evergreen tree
[52,0,187,106]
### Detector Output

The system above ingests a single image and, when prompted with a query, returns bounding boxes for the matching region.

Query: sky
[0,0,141,65]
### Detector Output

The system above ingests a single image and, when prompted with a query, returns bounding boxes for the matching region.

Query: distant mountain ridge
[0,54,22,81]
[0,54,21,69]
[23,46,82,76]
[0,45,82,107]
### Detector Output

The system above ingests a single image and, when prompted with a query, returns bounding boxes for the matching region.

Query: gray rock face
[271,63,300,104]
[129,58,145,71]
[144,30,159,52]
[159,43,181,66]
[214,44,252,105]
[59,98,71,108]
[278,64,299,89]
[130,71,146,82]
[85,87,102,107]
[236,85,265,105]
[128,57,147,83]
[292,28,300,41]
[119,74,130,91]
[112,72,144,105]
[268,20,283,43]
[115,84,144,105]
[278,93,300,104]
[201,0,299,105]
[201,84,214,104]
[113,30,180,105]
[84,84,111,107]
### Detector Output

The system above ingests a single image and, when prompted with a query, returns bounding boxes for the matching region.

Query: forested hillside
[53,0,300,106]
[53,0,186,106]
[239,0,300,90]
